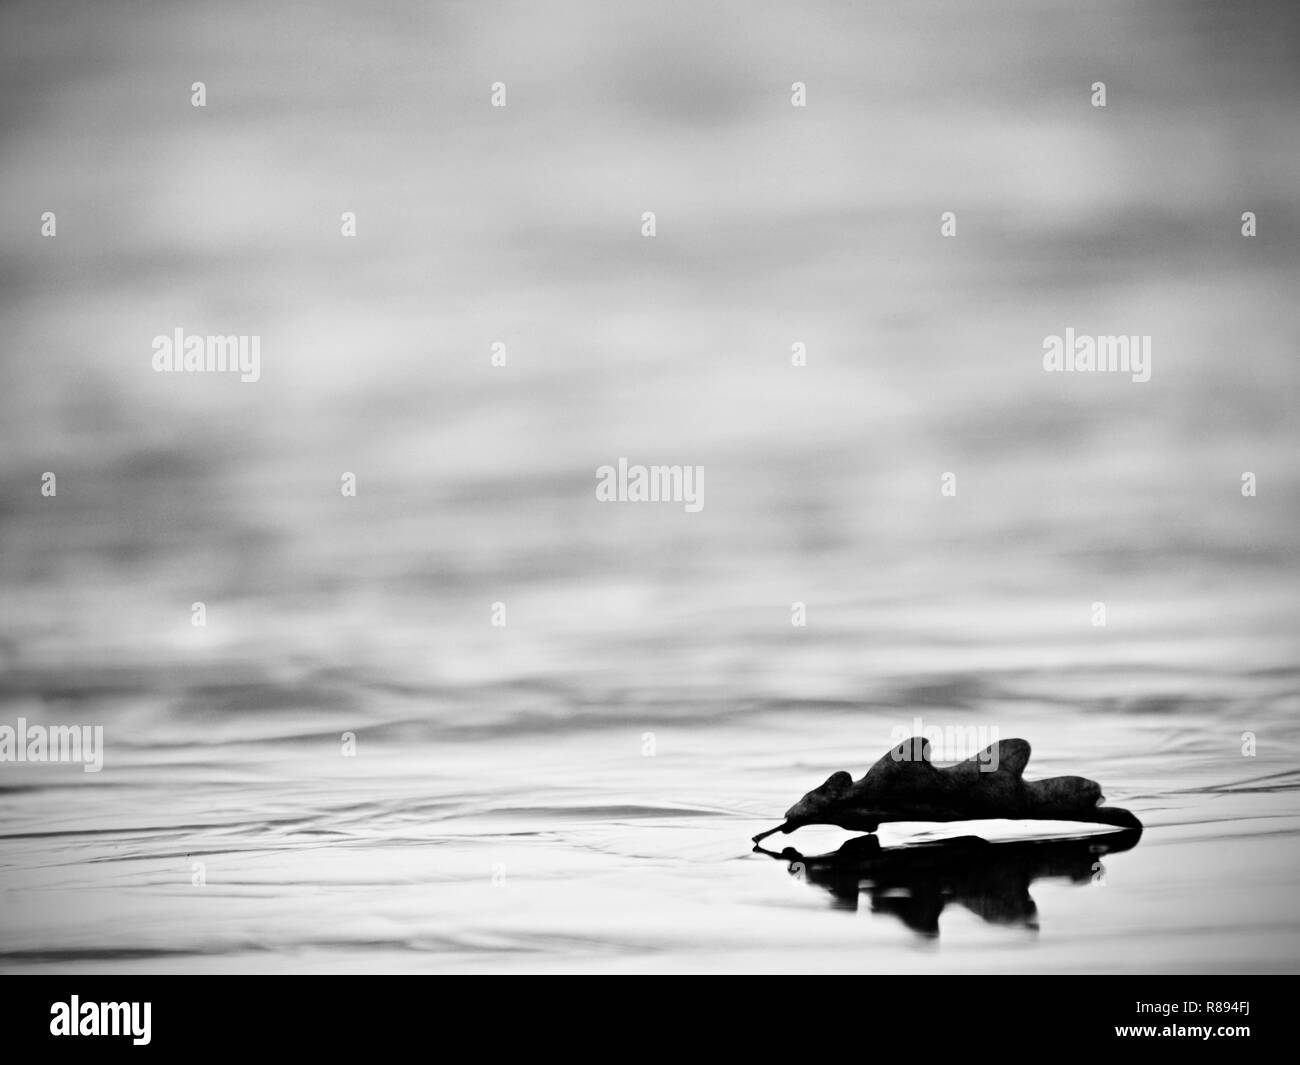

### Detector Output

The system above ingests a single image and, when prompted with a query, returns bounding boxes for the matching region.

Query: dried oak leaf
[753,736,1141,843]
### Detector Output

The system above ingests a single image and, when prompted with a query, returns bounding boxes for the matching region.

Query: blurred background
[1,0,1298,972]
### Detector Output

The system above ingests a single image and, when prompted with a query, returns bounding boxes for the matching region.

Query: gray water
[1,0,1299,973]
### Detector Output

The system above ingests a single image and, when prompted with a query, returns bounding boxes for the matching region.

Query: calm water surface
[1,0,1298,972]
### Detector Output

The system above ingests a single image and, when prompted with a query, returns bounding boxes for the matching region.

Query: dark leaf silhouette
[753,736,1141,843]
